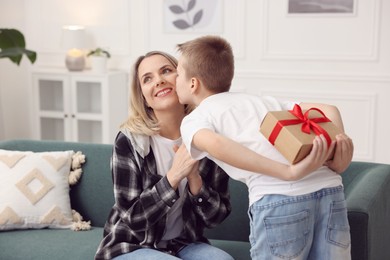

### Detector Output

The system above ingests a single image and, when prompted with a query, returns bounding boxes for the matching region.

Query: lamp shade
[62,25,85,49]
[62,25,86,71]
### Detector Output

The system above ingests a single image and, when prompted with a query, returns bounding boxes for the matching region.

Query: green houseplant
[87,47,111,58]
[0,28,36,139]
[0,28,37,65]
[87,47,110,73]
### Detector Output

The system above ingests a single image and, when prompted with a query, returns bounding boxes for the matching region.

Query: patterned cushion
[0,149,75,230]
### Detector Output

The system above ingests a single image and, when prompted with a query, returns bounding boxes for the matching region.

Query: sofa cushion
[0,227,103,260]
[0,150,77,230]
[205,179,250,242]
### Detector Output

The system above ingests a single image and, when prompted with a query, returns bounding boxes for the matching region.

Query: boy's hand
[325,133,354,173]
[289,135,336,180]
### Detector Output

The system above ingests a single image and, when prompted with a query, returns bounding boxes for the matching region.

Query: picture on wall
[288,0,354,14]
[163,0,222,33]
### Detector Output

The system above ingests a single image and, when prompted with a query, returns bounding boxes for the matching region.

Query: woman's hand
[167,144,199,190]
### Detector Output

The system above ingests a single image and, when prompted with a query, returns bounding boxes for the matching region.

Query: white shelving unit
[32,68,128,144]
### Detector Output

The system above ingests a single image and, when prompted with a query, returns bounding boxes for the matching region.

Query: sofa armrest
[342,162,390,260]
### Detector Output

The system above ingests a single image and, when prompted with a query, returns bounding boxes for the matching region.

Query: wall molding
[235,70,390,83]
[260,0,381,61]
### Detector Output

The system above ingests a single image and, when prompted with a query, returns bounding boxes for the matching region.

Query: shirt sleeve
[281,100,299,110]
[185,158,231,228]
[180,113,214,160]
[262,95,298,111]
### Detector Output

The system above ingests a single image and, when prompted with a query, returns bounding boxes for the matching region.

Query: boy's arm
[300,103,353,173]
[192,128,335,181]
[300,103,344,131]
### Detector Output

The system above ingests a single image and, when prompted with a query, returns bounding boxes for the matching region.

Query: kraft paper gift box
[260,104,342,164]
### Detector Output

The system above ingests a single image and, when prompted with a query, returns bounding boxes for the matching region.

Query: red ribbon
[268,104,332,147]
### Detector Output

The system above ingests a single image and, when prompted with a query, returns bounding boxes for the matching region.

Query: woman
[95,51,233,260]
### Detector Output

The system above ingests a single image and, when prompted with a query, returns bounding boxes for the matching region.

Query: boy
[176,35,353,260]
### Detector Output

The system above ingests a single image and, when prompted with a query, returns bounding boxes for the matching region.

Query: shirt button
[172,199,176,203]
[197,198,203,203]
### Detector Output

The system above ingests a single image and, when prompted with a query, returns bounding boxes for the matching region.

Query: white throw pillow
[0,149,75,230]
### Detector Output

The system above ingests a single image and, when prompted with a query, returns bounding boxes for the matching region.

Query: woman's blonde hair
[121,51,191,136]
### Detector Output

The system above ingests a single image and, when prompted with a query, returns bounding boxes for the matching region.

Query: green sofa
[0,139,389,260]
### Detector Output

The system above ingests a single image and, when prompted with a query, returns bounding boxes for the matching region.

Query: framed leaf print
[164,0,223,33]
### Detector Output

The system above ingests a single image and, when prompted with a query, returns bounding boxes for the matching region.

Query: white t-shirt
[181,92,342,206]
[150,135,187,241]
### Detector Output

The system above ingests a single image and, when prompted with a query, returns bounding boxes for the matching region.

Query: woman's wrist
[166,170,180,190]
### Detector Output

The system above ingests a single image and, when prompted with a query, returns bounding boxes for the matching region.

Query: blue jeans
[112,242,234,260]
[248,186,351,260]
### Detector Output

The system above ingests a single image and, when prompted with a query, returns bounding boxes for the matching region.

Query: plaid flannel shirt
[95,131,231,260]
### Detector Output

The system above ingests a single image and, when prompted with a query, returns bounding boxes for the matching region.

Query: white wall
[0,0,30,140]
[1,0,389,164]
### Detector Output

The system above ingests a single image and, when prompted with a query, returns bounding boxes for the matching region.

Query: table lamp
[62,25,86,71]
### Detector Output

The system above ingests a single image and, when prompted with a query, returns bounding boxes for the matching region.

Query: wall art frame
[288,0,355,14]
[163,0,223,33]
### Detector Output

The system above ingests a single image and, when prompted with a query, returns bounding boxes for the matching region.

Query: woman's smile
[155,88,173,97]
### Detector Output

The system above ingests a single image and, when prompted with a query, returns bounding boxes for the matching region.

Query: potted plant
[0,28,36,139]
[0,28,37,65]
[87,47,110,73]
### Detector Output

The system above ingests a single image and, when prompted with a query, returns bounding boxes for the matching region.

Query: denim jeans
[248,186,351,260]
[112,242,234,260]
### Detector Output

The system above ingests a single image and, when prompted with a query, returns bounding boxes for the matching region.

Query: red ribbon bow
[268,104,332,147]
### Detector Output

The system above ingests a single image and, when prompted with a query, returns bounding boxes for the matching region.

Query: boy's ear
[191,77,201,94]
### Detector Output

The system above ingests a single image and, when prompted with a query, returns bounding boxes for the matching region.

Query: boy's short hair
[177,35,234,93]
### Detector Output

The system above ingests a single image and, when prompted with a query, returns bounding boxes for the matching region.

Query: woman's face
[138,54,181,112]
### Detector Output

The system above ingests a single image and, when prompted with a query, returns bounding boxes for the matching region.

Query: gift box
[260,104,342,164]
